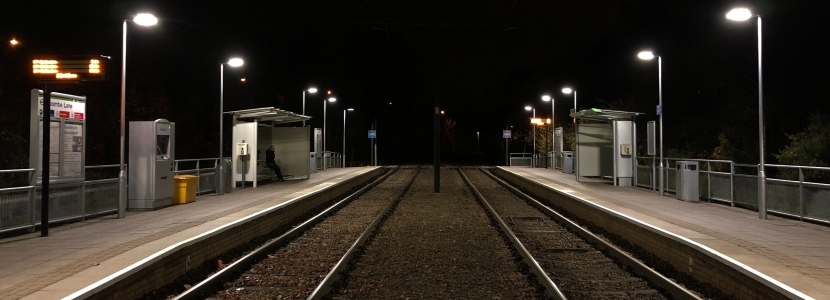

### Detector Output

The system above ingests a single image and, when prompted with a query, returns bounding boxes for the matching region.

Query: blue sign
[368,130,376,139]
[656,104,662,116]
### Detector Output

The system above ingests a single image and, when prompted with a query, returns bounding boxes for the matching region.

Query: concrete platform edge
[61,167,384,300]
[494,167,812,300]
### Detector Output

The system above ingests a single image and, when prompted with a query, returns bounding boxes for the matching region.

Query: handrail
[766,164,830,171]
[0,168,34,174]
[85,164,121,169]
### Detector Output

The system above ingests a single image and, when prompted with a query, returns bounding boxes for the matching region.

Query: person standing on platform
[265,145,285,181]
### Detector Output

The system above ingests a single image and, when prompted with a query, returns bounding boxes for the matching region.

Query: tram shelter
[570,108,643,186]
[227,107,311,187]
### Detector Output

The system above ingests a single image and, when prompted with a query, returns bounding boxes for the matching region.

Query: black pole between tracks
[433,22,440,193]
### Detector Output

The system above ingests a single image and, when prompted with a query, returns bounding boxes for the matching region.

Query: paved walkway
[0,168,375,300]
[505,167,830,299]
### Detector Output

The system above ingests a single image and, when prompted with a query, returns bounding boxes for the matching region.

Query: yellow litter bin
[173,175,199,204]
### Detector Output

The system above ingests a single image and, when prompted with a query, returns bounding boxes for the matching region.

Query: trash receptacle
[562,151,574,174]
[675,161,699,202]
[222,158,233,193]
[309,152,317,173]
[174,175,198,204]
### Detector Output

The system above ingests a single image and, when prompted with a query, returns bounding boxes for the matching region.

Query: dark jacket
[265,149,276,164]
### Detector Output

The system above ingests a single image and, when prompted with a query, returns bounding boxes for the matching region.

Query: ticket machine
[128,119,176,209]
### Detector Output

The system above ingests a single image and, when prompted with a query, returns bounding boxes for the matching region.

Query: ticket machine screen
[156,135,170,159]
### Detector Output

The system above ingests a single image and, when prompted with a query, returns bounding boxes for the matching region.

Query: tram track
[171,165,705,300]
[172,166,419,300]
[459,167,702,300]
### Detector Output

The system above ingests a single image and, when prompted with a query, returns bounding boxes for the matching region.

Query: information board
[30,89,86,183]
[368,130,377,139]
[31,56,108,81]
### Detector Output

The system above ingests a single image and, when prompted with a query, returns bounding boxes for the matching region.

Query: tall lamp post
[323,97,336,170]
[119,13,158,218]
[302,87,317,127]
[525,106,535,167]
[542,94,554,166]
[727,7,766,219]
[562,87,577,177]
[637,50,664,196]
[343,108,354,168]
[218,57,244,196]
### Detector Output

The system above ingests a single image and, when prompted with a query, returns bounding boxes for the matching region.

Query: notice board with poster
[29,89,86,184]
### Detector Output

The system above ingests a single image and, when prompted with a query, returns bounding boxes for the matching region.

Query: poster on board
[62,123,83,177]
[37,121,61,178]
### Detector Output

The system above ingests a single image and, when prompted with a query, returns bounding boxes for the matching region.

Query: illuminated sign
[31,56,108,81]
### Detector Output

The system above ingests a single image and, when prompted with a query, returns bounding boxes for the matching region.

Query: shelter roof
[569,108,643,121]
[225,107,311,124]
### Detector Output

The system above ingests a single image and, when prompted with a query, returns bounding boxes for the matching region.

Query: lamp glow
[227,58,244,67]
[308,87,318,93]
[133,13,158,26]
[562,87,573,94]
[328,97,336,102]
[542,95,551,101]
[638,51,655,60]
[726,8,753,21]
[10,38,19,46]
[347,108,354,111]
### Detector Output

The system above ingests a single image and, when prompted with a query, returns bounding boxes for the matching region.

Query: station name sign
[31,56,108,81]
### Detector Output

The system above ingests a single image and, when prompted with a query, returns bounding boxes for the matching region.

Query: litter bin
[675,161,699,202]
[562,151,574,174]
[174,175,199,204]
[309,152,317,173]
[222,158,233,193]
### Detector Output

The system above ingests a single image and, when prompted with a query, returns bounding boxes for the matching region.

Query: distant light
[562,88,573,94]
[347,108,354,111]
[328,97,336,102]
[637,51,655,60]
[542,95,551,101]
[726,8,753,21]
[525,106,532,111]
[133,13,158,26]
[440,110,445,114]
[240,78,246,82]
[227,58,244,67]
[327,90,332,95]
[308,87,318,93]
[10,38,19,46]
[388,102,392,105]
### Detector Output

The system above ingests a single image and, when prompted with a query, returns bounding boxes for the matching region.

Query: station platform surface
[503,167,830,299]
[0,167,378,300]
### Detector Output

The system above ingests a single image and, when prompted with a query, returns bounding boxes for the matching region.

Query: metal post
[323,100,327,171]
[551,97,554,169]
[41,84,50,237]
[730,162,735,206]
[658,55,664,197]
[343,109,346,168]
[573,91,578,181]
[118,20,128,219]
[798,167,804,220]
[757,16,767,219]
[218,63,224,195]
[532,109,536,167]
[302,91,306,127]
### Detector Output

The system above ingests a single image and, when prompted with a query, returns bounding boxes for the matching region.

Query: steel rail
[481,167,702,300]
[173,166,400,300]
[307,166,422,299]
[457,167,568,300]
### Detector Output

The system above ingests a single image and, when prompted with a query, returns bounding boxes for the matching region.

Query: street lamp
[218,57,243,196]
[525,106,535,167]
[118,12,157,218]
[343,108,354,168]
[637,50,664,197]
[9,38,19,46]
[542,94,554,166]
[727,7,766,219]
[303,87,317,127]
[323,97,336,170]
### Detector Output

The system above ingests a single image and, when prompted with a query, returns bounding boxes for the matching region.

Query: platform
[0,167,381,300]
[499,167,828,300]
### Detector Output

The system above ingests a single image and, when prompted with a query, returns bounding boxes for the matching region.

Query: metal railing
[316,151,343,170]
[509,153,532,167]
[173,158,220,195]
[635,157,830,225]
[1,165,120,234]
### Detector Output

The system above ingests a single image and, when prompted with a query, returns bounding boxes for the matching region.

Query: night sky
[2,0,829,166]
